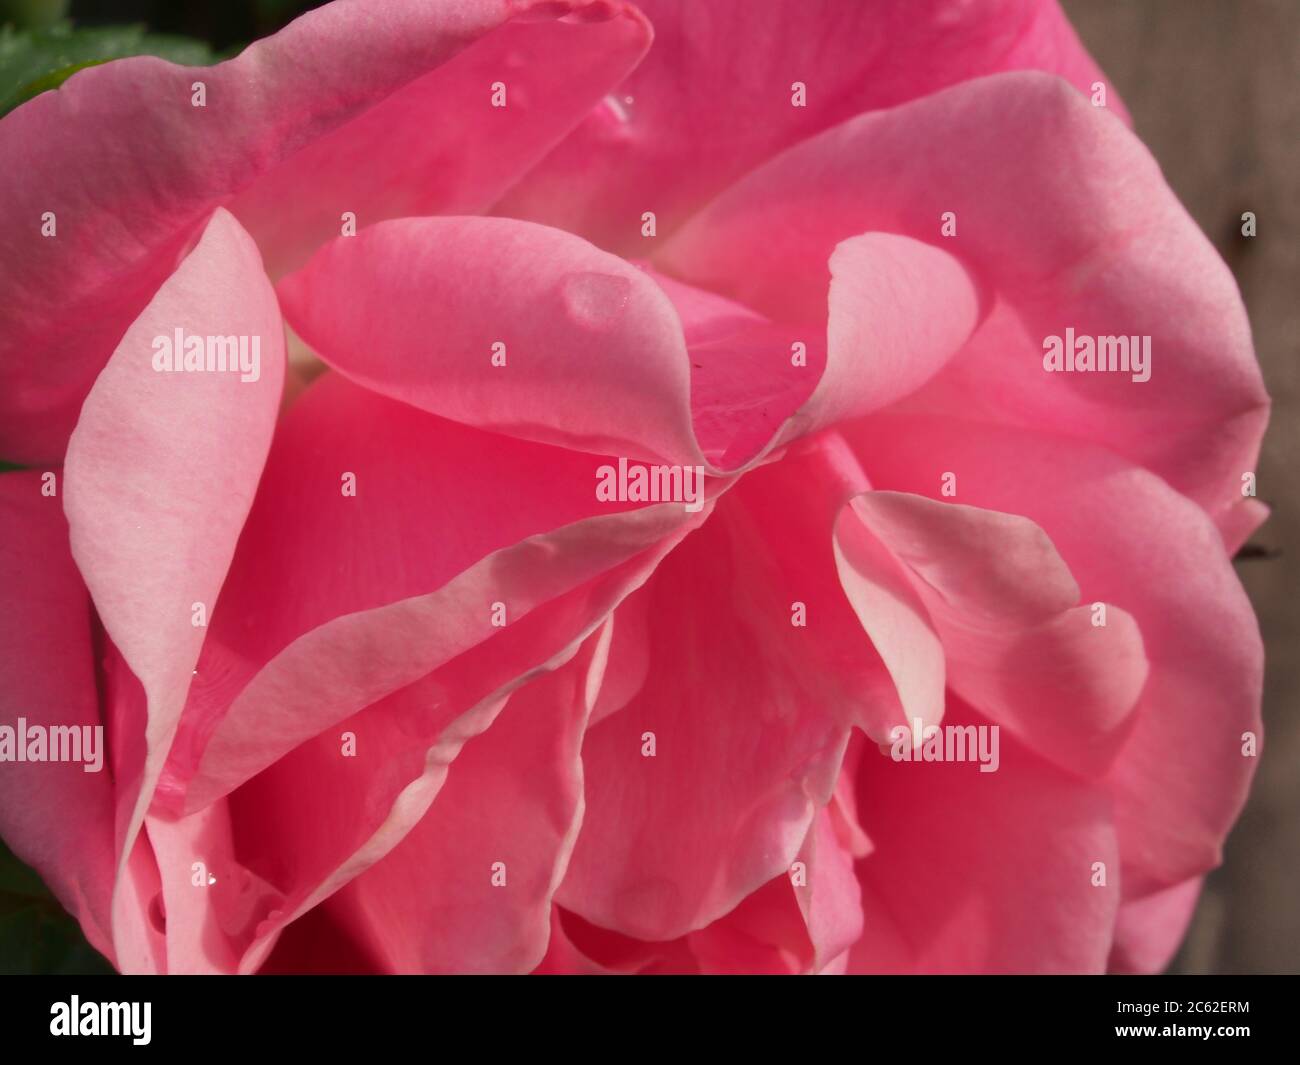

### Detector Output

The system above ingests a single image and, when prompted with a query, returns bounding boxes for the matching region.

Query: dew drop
[562,271,632,330]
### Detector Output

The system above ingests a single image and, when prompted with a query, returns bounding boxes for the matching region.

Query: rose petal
[0,0,649,462]
[62,208,284,966]
[1107,878,1204,974]
[0,472,116,963]
[843,490,1148,775]
[321,627,605,973]
[850,698,1120,973]
[277,217,707,468]
[844,414,1262,895]
[557,466,855,940]
[660,73,1268,522]
[498,0,1125,251]
[158,372,711,815]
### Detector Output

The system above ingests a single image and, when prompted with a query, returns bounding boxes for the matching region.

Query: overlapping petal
[0,0,650,462]
[839,489,1148,775]
[842,415,1263,897]
[556,452,873,940]
[659,73,1268,525]
[62,208,284,968]
[321,627,606,973]
[0,473,116,963]
[498,0,1127,251]
[849,698,1120,973]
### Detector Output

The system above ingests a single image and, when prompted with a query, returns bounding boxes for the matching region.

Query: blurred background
[0,0,1294,973]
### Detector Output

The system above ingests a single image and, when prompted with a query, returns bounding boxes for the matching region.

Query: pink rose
[0,0,1267,975]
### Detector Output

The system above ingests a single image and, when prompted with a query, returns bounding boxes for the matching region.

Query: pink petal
[791,805,865,973]
[0,0,650,462]
[660,73,1268,522]
[844,490,1148,775]
[1107,878,1203,974]
[0,472,116,963]
[497,0,1125,250]
[62,208,284,966]
[137,371,710,969]
[850,697,1120,973]
[1218,498,1269,555]
[277,217,706,468]
[800,234,981,430]
[844,415,1262,896]
[321,630,604,973]
[285,221,937,474]
[557,457,860,940]
[143,800,285,974]
[687,762,870,976]
[686,877,810,976]
[158,373,709,816]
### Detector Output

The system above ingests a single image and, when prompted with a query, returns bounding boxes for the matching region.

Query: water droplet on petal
[602,92,632,125]
[562,272,632,331]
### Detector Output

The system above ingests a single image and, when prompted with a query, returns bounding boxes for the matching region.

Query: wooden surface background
[1061,0,1298,973]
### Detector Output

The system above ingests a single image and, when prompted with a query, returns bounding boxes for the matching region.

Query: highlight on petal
[790,233,981,435]
[62,207,284,967]
[0,0,650,462]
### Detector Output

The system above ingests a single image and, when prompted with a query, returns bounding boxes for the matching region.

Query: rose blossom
[0,0,1268,974]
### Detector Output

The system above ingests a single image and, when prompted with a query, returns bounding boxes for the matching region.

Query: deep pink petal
[557,458,860,940]
[321,630,602,973]
[0,0,649,462]
[0,472,116,962]
[843,490,1148,775]
[850,698,1120,973]
[660,74,1268,523]
[844,415,1262,896]
[498,0,1126,251]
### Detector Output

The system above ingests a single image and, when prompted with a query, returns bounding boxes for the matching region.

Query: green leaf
[0,841,114,973]
[0,843,50,899]
[0,0,69,31]
[0,20,214,117]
